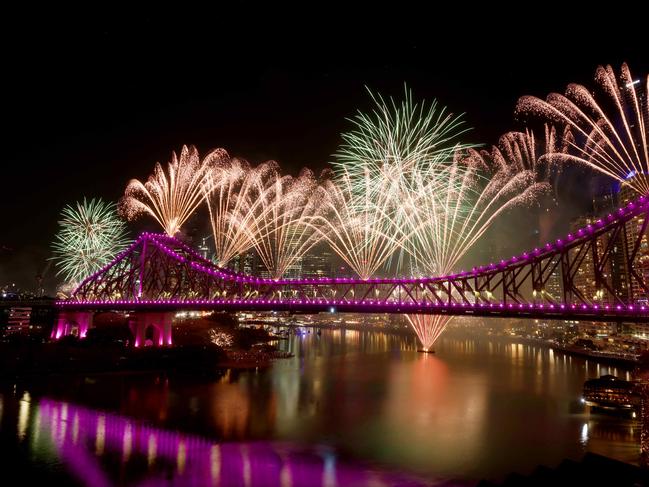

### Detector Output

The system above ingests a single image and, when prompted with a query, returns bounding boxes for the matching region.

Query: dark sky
[1,10,647,292]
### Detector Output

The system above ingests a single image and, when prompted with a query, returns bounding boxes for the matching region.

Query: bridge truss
[58,195,649,323]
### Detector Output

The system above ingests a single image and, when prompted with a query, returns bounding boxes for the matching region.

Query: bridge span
[53,195,649,342]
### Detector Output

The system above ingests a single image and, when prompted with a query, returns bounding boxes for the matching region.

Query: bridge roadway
[56,298,649,323]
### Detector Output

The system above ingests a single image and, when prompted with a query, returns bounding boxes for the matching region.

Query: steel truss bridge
[57,195,649,323]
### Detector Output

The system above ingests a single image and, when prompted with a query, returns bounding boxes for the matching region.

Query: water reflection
[0,329,642,484]
[13,396,429,486]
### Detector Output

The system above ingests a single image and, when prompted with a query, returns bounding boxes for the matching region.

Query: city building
[302,245,334,278]
[4,306,31,336]
[198,237,211,261]
[229,250,255,275]
[593,187,629,302]
[545,256,563,302]
[619,177,649,305]
[570,215,610,303]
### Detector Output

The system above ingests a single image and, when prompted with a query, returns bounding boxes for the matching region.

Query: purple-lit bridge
[54,195,649,345]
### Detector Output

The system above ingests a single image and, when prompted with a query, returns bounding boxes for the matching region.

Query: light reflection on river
[0,328,640,485]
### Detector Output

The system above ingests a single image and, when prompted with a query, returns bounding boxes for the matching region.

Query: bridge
[54,195,649,344]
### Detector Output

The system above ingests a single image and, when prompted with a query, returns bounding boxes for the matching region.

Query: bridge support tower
[129,312,173,347]
[51,311,94,339]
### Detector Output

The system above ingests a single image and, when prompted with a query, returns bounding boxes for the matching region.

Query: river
[0,328,640,485]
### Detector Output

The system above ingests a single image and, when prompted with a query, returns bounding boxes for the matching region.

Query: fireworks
[246,167,323,279]
[209,329,234,347]
[51,198,130,284]
[326,87,546,348]
[406,315,449,353]
[204,157,258,266]
[516,63,648,195]
[315,88,477,281]
[492,125,572,185]
[397,153,549,351]
[333,86,478,198]
[206,159,323,278]
[121,145,223,236]
[310,169,406,280]
[402,147,551,276]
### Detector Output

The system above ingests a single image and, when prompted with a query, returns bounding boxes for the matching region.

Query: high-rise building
[545,256,563,302]
[620,177,649,305]
[198,237,210,261]
[570,216,603,303]
[302,245,334,278]
[593,188,630,302]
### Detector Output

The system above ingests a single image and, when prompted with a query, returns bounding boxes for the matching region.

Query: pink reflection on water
[36,398,432,486]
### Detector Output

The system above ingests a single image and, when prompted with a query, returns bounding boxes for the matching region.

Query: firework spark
[333,86,478,198]
[246,167,324,279]
[206,159,323,278]
[328,87,546,349]
[52,198,130,284]
[398,154,549,351]
[405,315,449,353]
[121,145,222,236]
[204,157,258,266]
[209,329,234,347]
[516,63,649,194]
[310,169,406,280]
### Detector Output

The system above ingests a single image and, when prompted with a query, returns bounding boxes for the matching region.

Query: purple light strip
[56,298,649,314]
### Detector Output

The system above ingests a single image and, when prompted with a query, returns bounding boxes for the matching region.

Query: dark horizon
[2,11,647,292]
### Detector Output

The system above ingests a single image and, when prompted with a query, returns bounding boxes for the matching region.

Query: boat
[582,374,641,416]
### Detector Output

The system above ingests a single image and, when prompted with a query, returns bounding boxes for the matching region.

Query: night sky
[1,10,647,292]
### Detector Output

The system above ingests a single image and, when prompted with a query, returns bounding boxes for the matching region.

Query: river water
[0,328,640,485]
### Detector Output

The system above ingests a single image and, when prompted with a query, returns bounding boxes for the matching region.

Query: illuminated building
[620,177,649,305]
[545,256,562,302]
[570,215,611,303]
[301,245,334,278]
[4,306,31,335]
[198,237,210,260]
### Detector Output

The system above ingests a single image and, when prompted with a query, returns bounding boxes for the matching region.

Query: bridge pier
[51,311,94,339]
[129,312,173,347]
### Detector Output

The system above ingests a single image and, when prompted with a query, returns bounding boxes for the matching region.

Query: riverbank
[220,349,294,368]
[471,332,640,367]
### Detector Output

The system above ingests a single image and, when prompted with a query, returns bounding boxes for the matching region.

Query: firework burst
[52,198,130,284]
[245,167,324,279]
[121,145,222,236]
[516,63,649,194]
[310,169,406,280]
[399,154,550,351]
[206,160,323,278]
[329,87,547,349]
[333,86,478,199]
[204,157,258,266]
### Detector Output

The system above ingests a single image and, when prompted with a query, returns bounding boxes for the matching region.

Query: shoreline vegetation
[0,314,293,379]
